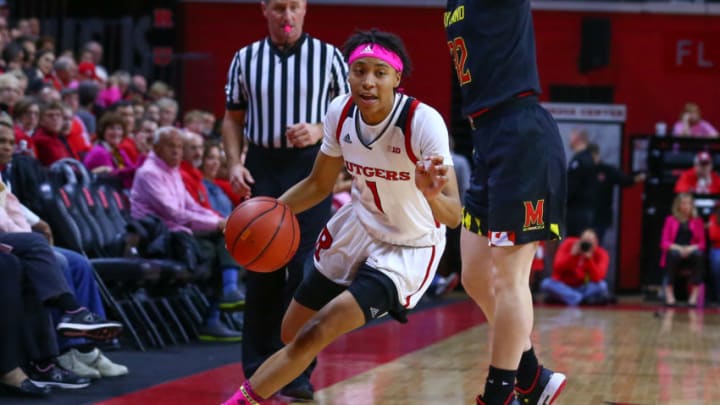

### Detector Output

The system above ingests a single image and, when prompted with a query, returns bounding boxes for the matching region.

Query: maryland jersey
[321,93,453,247]
[444,0,540,115]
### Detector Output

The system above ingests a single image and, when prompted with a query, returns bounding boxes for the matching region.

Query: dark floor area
[2,341,242,405]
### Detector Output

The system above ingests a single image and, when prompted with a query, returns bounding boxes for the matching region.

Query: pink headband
[348,43,404,73]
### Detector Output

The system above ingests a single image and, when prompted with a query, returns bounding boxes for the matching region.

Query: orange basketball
[224,196,300,273]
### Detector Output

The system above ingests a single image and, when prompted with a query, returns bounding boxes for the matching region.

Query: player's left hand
[286,123,322,148]
[415,155,449,201]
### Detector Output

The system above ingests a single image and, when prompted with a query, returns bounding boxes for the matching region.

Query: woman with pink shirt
[659,192,706,306]
[672,102,719,137]
[82,112,137,189]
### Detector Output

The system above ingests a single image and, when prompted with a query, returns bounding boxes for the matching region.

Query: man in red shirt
[675,151,720,194]
[540,228,610,305]
[33,101,82,166]
[180,130,212,210]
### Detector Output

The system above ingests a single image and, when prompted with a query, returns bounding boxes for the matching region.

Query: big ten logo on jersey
[314,227,333,260]
[386,145,401,154]
[523,199,545,231]
[490,231,516,247]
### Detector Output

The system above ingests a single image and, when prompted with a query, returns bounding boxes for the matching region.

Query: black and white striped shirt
[225,33,349,149]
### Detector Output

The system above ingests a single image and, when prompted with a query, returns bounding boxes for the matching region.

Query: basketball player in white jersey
[220,29,462,405]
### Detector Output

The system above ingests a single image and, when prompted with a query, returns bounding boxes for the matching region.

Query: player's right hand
[229,163,255,198]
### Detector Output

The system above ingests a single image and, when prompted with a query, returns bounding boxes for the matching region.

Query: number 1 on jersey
[366,181,385,213]
[448,37,472,86]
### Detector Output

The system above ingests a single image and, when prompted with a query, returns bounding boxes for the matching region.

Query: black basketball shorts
[462,98,567,246]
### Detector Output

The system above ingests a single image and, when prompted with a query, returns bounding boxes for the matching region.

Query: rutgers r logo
[523,200,545,231]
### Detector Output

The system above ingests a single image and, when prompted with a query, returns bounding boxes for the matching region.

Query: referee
[221,0,348,401]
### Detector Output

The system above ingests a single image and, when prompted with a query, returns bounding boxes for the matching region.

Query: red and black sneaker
[516,366,566,405]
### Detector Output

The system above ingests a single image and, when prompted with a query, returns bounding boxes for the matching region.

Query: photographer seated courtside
[541,228,611,306]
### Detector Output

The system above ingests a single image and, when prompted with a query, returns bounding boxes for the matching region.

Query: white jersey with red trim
[321,93,453,247]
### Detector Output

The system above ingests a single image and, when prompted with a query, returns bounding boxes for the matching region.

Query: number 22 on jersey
[448,37,471,86]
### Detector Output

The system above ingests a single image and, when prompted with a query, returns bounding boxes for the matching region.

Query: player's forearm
[279,178,333,215]
[426,194,462,228]
[222,115,245,166]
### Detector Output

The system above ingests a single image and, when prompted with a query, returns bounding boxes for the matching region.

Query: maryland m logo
[523,200,545,230]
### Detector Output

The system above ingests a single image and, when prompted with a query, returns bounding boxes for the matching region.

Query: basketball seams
[229,198,279,267]
[244,201,287,269]
[226,196,300,272]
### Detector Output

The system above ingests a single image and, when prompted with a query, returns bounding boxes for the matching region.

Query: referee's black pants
[241,144,331,386]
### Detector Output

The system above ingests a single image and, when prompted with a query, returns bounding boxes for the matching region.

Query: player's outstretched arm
[415,155,462,228]
[279,152,345,215]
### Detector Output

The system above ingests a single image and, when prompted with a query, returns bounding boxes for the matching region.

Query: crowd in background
[0,9,253,398]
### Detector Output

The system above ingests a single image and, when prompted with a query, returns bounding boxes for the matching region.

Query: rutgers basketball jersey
[321,93,453,247]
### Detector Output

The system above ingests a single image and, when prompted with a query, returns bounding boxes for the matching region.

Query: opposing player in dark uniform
[445,1,567,404]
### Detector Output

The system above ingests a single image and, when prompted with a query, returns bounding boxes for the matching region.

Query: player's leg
[251,291,365,399]
[281,266,346,344]
[478,100,567,405]
[221,290,366,404]
[460,227,495,323]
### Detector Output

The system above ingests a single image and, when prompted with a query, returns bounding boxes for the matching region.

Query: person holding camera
[540,228,610,306]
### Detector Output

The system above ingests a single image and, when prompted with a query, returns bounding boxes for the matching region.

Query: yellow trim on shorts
[461,207,484,236]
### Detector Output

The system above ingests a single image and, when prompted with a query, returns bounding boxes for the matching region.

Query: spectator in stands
[0,72,20,114]
[567,128,597,236]
[0,114,127,376]
[0,253,51,397]
[660,192,706,306]
[60,103,91,159]
[14,18,32,37]
[0,15,10,48]
[53,56,77,90]
[131,74,147,95]
[130,126,243,341]
[156,97,178,127]
[184,110,205,136]
[18,35,36,70]
[180,130,212,209]
[83,112,137,188]
[674,151,720,194]
[202,111,218,139]
[29,49,55,86]
[145,103,160,123]
[588,143,646,244]
[708,205,720,304]
[81,41,108,82]
[0,185,128,381]
[134,117,157,163]
[2,42,25,72]
[76,80,100,136]
[12,97,39,156]
[77,61,99,83]
[673,102,718,138]
[7,69,27,95]
[540,228,610,306]
[97,71,125,108]
[34,101,83,166]
[36,36,56,53]
[148,80,171,102]
[109,101,139,164]
[131,100,144,123]
[200,143,234,217]
[0,234,93,391]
